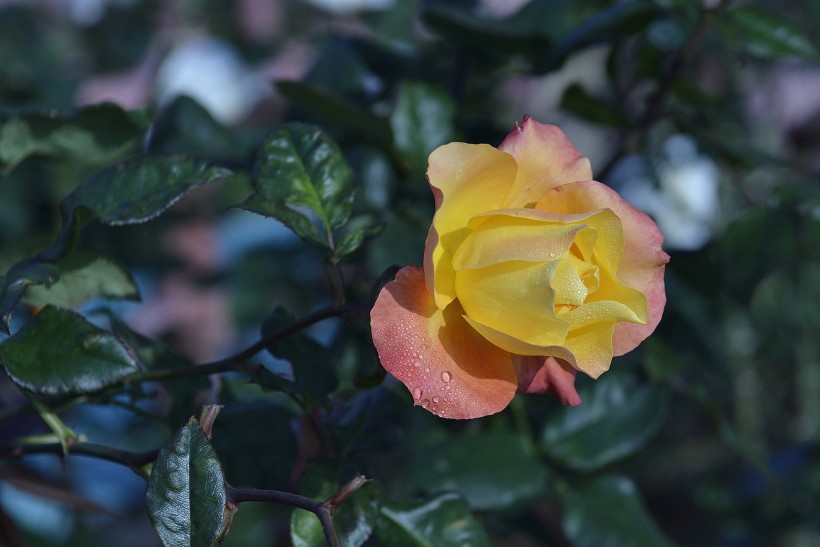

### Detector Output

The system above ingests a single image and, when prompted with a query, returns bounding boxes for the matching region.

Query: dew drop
[445,384,451,391]
[441,371,452,383]
[412,361,421,368]
[549,252,556,258]
[413,387,422,399]
[432,396,441,404]
[421,398,430,408]
[424,367,431,373]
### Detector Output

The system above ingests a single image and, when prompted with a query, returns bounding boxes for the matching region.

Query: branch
[0,442,158,476]
[228,473,369,547]
[598,1,727,182]
[129,303,369,383]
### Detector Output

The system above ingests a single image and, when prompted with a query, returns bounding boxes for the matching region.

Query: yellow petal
[425,144,518,310]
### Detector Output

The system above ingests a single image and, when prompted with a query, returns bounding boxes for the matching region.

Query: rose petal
[535,180,669,356]
[425,143,518,311]
[514,356,582,406]
[499,117,593,208]
[371,266,518,419]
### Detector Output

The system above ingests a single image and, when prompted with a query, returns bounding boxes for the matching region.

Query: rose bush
[371,117,670,419]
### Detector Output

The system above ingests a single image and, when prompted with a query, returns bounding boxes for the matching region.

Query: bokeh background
[1,0,820,545]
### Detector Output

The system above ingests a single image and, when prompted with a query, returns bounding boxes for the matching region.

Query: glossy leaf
[405,431,549,510]
[0,306,140,395]
[23,250,140,309]
[720,7,816,60]
[249,124,355,248]
[146,418,228,547]
[390,81,456,173]
[560,83,630,128]
[541,370,669,472]
[0,262,60,333]
[0,103,146,172]
[376,493,491,547]
[63,154,232,227]
[291,463,377,547]
[562,475,675,547]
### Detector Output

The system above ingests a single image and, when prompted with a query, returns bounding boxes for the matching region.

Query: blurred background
[1,0,819,545]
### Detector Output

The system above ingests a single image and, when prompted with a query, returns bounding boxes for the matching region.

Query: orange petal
[425,143,518,310]
[499,117,592,208]
[370,266,518,419]
[535,180,670,355]
[514,356,582,406]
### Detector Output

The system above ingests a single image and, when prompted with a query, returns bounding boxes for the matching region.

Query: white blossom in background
[154,37,269,125]
[620,135,720,251]
[300,0,395,15]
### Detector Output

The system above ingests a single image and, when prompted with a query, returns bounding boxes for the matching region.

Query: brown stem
[0,442,157,476]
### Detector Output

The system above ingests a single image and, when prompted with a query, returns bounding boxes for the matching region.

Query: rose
[371,117,669,419]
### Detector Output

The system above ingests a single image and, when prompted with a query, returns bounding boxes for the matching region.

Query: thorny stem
[597,1,727,182]
[228,473,369,547]
[0,442,158,477]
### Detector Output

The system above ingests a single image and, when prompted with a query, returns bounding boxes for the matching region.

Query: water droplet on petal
[413,361,421,368]
[432,396,440,404]
[424,367,430,373]
[421,399,430,408]
[413,387,422,399]
[441,371,452,383]
[549,252,556,258]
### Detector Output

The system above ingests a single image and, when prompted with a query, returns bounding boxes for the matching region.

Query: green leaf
[405,431,548,510]
[335,222,385,258]
[536,1,658,73]
[250,124,355,247]
[560,83,631,128]
[0,103,146,173]
[390,81,456,174]
[562,475,675,547]
[720,7,816,60]
[23,250,140,309]
[238,193,324,247]
[252,308,338,409]
[147,418,228,547]
[148,96,251,163]
[63,154,232,227]
[541,370,669,472]
[420,4,551,61]
[276,81,393,146]
[376,493,491,547]
[0,306,140,395]
[0,262,61,333]
[291,463,377,547]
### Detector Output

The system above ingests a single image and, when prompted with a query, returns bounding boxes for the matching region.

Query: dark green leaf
[252,308,338,409]
[406,431,548,510]
[147,418,228,547]
[562,475,675,547]
[390,81,456,173]
[541,370,669,472]
[376,493,491,547]
[0,262,60,333]
[0,103,146,172]
[336,222,384,258]
[420,4,551,61]
[291,463,377,547]
[251,124,355,247]
[148,96,251,163]
[0,306,139,395]
[276,81,393,145]
[560,83,631,128]
[211,405,297,490]
[536,1,658,73]
[720,7,816,60]
[63,154,232,226]
[238,193,325,247]
[23,250,139,309]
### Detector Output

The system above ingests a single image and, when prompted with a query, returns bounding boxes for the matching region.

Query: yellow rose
[371,118,669,419]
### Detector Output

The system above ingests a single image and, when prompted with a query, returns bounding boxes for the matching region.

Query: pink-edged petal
[499,117,593,208]
[535,180,670,355]
[371,266,518,419]
[514,356,582,406]
[425,143,519,310]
